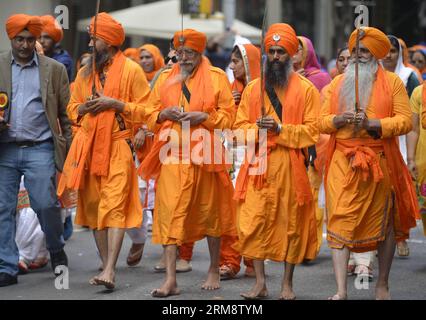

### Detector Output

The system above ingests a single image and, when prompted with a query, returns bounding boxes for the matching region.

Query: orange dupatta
[234,73,313,206]
[138,57,229,181]
[324,66,419,231]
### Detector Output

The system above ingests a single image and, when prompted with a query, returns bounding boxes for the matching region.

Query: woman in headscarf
[139,44,165,84]
[293,36,331,92]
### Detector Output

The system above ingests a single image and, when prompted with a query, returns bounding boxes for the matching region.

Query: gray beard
[339,59,378,112]
[83,50,112,78]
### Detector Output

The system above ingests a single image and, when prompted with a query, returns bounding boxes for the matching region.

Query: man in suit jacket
[0,14,72,287]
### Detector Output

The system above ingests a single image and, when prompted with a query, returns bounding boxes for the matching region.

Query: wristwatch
[276,123,282,135]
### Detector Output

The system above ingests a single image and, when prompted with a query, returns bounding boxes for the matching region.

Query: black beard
[83,49,111,78]
[265,58,292,88]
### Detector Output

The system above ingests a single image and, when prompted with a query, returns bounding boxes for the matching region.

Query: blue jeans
[0,141,64,276]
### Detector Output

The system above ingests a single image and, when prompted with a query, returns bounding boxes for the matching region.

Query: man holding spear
[233,23,320,300]
[319,26,419,300]
[58,10,150,290]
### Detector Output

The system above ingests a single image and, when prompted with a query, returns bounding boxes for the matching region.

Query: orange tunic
[143,64,237,245]
[320,69,416,252]
[62,57,150,230]
[233,75,320,264]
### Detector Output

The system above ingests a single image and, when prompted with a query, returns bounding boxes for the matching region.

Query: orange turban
[264,23,298,56]
[348,27,391,60]
[89,12,125,47]
[6,14,43,39]
[123,48,141,64]
[40,15,63,43]
[173,29,206,53]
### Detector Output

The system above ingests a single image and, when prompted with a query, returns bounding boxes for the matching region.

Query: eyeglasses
[165,56,178,64]
[176,48,197,59]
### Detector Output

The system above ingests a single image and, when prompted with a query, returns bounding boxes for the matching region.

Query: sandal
[28,257,49,270]
[397,241,409,257]
[355,265,373,282]
[347,264,356,276]
[18,260,29,275]
[219,265,237,280]
[126,243,145,267]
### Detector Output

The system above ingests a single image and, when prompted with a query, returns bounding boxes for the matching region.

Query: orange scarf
[325,66,419,230]
[58,51,126,193]
[234,73,313,206]
[138,57,230,183]
[231,80,245,96]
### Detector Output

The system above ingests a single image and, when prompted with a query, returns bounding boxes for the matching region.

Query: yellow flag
[199,0,213,15]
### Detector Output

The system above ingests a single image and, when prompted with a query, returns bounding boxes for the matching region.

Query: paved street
[0,222,425,301]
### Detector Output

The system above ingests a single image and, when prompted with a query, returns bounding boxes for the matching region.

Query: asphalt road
[0,221,425,301]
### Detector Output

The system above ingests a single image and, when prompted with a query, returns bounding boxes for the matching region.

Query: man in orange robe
[139,44,165,84]
[233,23,319,300]
[57,13,150,290]
[320,27,418,300]
[178,43,261,279]
[139,29,236,297]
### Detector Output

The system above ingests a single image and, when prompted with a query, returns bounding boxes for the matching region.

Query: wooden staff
[260,5,268,118]
[91,0,101,98]
[354,27,361,114]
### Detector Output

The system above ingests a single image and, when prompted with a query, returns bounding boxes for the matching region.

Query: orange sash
[58,51,127,194]
[234,73,313,206]
[138,57,230,184]
[336,139,384,186]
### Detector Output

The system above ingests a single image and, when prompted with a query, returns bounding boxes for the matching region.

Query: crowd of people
[0,11,425,301]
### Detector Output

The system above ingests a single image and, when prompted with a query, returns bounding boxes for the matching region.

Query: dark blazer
[0,50,72,171]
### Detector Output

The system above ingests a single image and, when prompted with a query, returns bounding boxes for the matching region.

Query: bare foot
[376,285,391,300]
[94,269,116,290]
[89,275,99,285]
[240,283,268,300]
[151,280,180,298]
[279,285,296,300]
[202,268,220,290]
[328,292,347,300]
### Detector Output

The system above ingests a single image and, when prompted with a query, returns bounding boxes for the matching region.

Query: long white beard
[339,59,378,112]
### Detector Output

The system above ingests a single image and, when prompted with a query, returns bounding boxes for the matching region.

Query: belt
[11,139,52,148]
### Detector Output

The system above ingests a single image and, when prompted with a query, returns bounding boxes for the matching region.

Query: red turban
[40,15,63,43]
[89,12,125,47]
[264,23,298,56]
[348,27,391,60]
[173,29,206,53]
[6,14,43,39]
